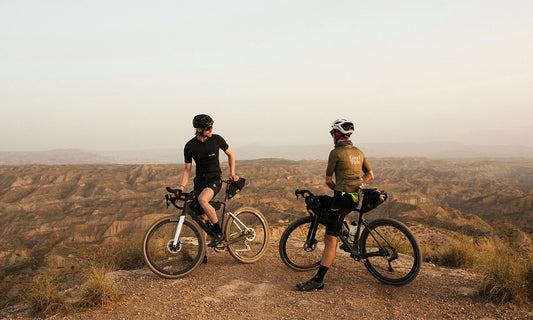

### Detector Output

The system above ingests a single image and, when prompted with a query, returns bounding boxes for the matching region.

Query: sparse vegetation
[423,236,476,268]
[477,237,533,305]
[424,235,533,305]
[0,160,532,313]
[23,274,66,315]
[78,239,145,271]
[80,263,119,307]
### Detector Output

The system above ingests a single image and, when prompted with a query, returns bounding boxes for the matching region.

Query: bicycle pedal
[339,243,351,253]
[350,255,366,263]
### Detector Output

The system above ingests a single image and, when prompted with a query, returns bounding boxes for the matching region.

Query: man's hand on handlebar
[166,186,182,195]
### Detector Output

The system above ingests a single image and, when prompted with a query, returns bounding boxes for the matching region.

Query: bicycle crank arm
[216,234,249,247]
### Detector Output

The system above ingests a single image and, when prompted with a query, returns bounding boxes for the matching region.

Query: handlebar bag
[228,178,246,199]
[306,195,333,217]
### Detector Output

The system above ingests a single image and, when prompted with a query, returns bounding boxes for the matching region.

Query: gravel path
[5,241,532,320]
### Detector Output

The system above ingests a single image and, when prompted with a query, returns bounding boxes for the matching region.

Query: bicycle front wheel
[143,216,206,279]
[279,216,326,271]
[225,207,270,263]
[359,218,421,286]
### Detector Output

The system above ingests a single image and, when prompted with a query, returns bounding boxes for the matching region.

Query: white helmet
[331,119,354,136]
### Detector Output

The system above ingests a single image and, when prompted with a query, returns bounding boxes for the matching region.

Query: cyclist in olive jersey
[177,114,239,249]
[296,119,374,291]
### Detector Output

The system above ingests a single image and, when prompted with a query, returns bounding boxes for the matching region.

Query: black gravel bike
[143,179,270,279]
[279,188,421,286]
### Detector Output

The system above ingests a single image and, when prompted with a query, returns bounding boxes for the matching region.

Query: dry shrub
[80,263,119,307]
[110,239,145,270]
[78,238,145,271]
[424,235,532,304]
[423,236,476,269]
[23,274,66,315]
[477,237,533,305]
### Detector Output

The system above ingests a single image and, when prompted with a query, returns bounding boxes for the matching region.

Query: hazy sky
[2,0,532,152]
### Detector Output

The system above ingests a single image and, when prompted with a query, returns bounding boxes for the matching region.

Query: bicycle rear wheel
[143,216,205,279]
[225,207,270,263]
[279,216,326,271]
[359,218,421,286]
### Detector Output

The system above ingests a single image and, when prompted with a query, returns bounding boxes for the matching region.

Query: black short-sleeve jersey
[184,134,229,175]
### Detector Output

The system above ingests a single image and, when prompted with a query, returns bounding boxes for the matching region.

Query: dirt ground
[4,240,532,320]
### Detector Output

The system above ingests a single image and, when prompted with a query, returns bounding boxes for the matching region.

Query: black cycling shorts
[194,173,222,196]
[325,191,358,236]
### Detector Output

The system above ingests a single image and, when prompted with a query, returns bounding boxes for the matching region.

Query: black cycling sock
[213,222,223,234]
[314,265,329,283]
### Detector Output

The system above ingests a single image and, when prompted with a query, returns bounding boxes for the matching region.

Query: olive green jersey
[326,141,371,193]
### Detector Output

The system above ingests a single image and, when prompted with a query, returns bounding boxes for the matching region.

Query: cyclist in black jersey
[177,114,239,248]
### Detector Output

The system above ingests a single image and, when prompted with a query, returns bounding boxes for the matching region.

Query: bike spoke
[143,218,205,278]
[279,216,325,271]
[225,208,270,263]
[360,218,421,285]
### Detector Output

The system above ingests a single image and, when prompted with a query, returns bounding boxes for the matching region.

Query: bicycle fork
[171,216,186,247]
[304,216,320,251]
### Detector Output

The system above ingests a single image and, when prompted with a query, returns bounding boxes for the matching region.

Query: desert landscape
[0,158,532,319]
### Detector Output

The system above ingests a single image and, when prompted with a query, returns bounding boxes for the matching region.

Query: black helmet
[193,114,214,128]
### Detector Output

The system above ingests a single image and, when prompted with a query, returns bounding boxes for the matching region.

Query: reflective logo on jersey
[349,155,361,165]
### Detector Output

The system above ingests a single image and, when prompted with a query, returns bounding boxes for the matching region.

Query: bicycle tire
[279,216,326,271]
[359,218,421,286]
[225,207,270,263]
[143,216,206,279]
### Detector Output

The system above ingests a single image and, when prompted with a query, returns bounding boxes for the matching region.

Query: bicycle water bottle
[348,221,357,244]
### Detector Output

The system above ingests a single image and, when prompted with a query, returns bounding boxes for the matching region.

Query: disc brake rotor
[167,240,182,254]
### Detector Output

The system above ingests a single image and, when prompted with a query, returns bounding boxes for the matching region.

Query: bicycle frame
[305,209,394,262]
[166,181,252,248]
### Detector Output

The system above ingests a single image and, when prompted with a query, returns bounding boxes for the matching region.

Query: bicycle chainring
[244,228,256,241]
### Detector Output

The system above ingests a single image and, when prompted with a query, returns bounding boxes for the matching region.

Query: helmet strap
[195,128,207,138]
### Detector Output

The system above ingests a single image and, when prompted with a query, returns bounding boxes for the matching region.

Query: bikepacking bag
[361,188,388,212]
[227,178,246,199]
[305,195,333,217]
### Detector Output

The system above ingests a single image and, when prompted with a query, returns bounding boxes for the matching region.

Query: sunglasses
[204,126,213,131]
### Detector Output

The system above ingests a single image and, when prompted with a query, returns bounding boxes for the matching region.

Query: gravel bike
[279,188,421,286]
[143,178,270,279]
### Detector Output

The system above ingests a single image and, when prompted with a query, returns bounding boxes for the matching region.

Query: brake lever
[165,194,170,208]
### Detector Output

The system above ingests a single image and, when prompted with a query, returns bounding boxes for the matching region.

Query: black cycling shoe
[296,278,324,291]
[339,243,351,252]
[208,233,225,247]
